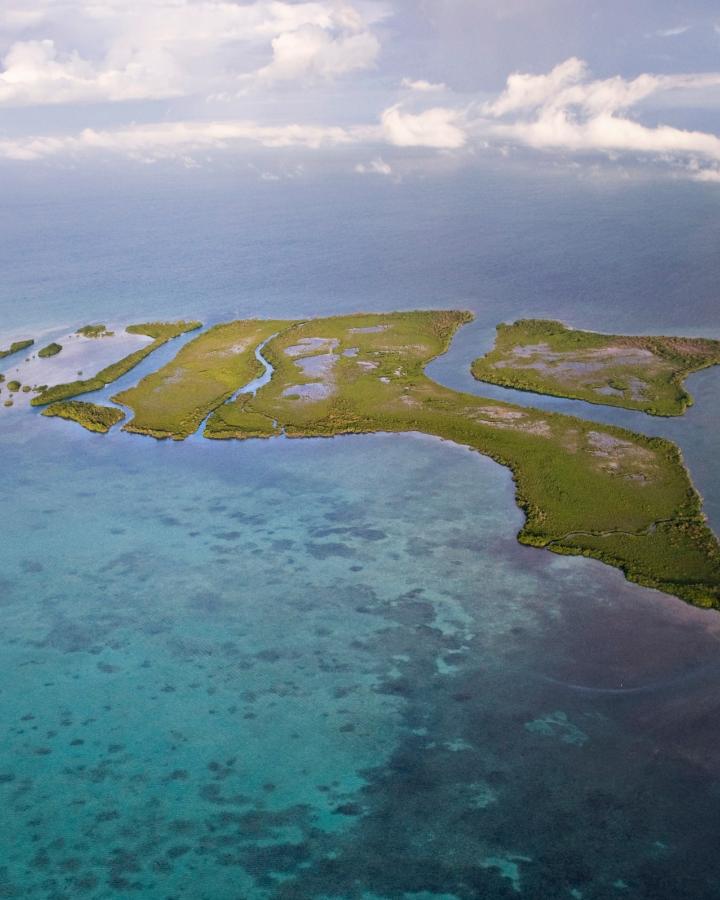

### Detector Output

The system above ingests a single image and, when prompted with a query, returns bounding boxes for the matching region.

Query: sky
[1,0,720,182]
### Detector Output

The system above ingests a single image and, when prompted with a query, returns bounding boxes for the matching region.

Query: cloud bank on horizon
[1,0,720,181]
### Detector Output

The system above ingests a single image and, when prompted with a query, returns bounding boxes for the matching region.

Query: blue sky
[1,0,719,181]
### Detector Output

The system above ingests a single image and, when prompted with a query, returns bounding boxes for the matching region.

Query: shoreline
[9,309,720,609]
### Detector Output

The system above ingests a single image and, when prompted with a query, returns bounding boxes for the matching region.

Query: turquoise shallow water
[1,166,720,898]
[2,424,720,899]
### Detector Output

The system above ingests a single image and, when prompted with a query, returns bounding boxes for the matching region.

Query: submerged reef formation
[471,319,720,416]
[0,338,33,359]
[41,400,125,433]
[15,311,720,608]
[30,321,201,407]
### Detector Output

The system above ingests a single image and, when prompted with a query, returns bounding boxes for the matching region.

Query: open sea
[1,162,720,899]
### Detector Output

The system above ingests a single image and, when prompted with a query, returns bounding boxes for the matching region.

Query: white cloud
[494,112,720,160]
[0,9,47,28]
[382,104,466,149]
[401,78,446,92]
[691,168,720,183]
[482,57,587,117]
[479,58,720,174]
[480,57,700,119]
[2,47,720,183]
[255,23,380,82]
[0,1,389,106]
[654,25,691,38]
[0,119,370,161]
[685,160,720,183]
[0,38,182,105]
[355,157,392,174]
[0,103,470,163]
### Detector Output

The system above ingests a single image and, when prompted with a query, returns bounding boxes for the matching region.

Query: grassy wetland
[115,319,295,440]
[471,318,720,416]
[30,321,201,407]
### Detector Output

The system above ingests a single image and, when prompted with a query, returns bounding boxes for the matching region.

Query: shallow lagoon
[1,166,720,898]
[0,328,152,413]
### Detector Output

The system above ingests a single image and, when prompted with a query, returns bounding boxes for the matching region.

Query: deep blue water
[1,165,720,899]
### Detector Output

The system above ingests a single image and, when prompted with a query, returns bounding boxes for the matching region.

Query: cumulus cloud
[0,0,388,106]
[255,24,379,82]
[0,38,182,105]
[382,104,466,149]
[479,58,720,173]
[401,78,446,92]
[355,157,392,174]
[480,57,709,119]
[2,43,720,183]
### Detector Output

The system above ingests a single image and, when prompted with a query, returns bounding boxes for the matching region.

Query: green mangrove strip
[42,401,125,433]
[0,339,34,360]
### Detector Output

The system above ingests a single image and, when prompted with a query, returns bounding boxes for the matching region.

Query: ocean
[1,161,720,898]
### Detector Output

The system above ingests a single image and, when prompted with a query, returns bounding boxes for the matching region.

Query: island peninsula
[18,311,720,609]
[471,319,720,416]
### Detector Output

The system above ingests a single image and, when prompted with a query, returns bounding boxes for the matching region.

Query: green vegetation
[31,321,201,407]
[205,401,281,439]
[41,401,125,433]
[77,324,113,338]
[7,380,21,392]
[20,309,720,608]
[0,339,33,359]
[471,319,720,416]
[116,320,294,439]
[38,342,62,358]
[205,311,720,607]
